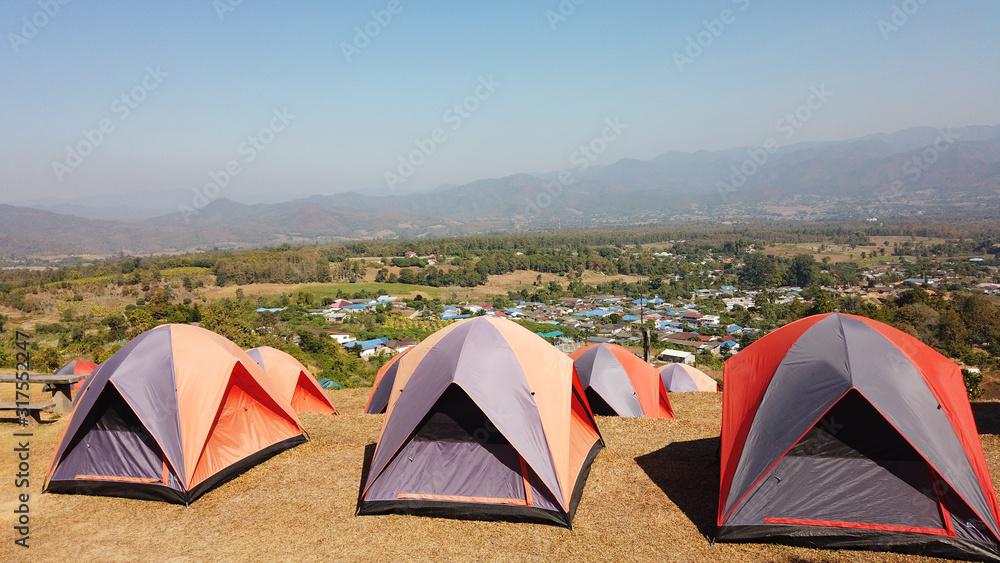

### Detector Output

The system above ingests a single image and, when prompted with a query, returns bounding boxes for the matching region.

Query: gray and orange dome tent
[365,348,410,414]
[659,363,718,392]
[357,316,604,527]
[55,360,99,392]
[569,343,674,418]
[718,313,1000,561]
[246,346,337,414]
[44,324,306,505]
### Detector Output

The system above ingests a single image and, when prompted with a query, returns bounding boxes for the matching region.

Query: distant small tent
[659,363,717,392]
[569,343,674,418]
[718,313,1000,561]
[55,360,99,392]
[45,324,306,505]
[245,346,337,414]
[358,317,603,527]
[365,349,410,414]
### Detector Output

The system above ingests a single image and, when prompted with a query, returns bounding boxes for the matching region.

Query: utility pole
[640,272,650,362]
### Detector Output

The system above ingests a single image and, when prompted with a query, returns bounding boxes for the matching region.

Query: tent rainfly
[45,324,306,505]
[358,317,604,527]
[718,313,1000,561]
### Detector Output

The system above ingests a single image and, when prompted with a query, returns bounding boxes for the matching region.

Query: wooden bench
[0,401,56,425]
[0,373,85,414]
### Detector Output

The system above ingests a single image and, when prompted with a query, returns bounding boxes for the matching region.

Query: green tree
[738,253,778,290]
[32,346,62,372]
[785,254,817,287]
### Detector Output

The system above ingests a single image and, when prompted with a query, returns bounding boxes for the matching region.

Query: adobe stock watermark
[878,0,932,41]
[179,107,295,223]
[51,66,168,183]
[516,117,628,222]
[13,330,32,548]
[213,0,246,22]
[340,0,406,63]
[384,75,500,192]
[7,0,72,54]
[870,128,957,216]
[673,0,751,73]
[545,0,587,31]
[716,85,833,200]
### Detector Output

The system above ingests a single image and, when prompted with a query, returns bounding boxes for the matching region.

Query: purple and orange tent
[44,324,306,505]
[569,343,674,418]
[358,317,604,527]
[718,313,1000,561]
[365,348,410,414]
[659,363,718,392]
[55,360,99,392]
[246,346,337,414]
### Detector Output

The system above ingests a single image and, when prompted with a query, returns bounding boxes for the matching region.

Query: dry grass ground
[2,388,999,562]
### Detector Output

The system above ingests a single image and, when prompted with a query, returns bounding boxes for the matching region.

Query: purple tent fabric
[363,319,563,508]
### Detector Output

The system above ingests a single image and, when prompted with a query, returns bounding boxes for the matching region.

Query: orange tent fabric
[45,324,306,505]
[570,343,674,418]
[365,348,410,414]
[246,346,337,414]
[358,316,603,527]
[659,363,718,392]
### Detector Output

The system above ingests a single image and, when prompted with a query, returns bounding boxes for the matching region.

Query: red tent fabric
[55,360,99,392]
[718,313,1000,561]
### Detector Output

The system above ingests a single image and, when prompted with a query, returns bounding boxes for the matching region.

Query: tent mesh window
[584,387,619,416]
[366,384,558,510]
[55,386,168,484]
[739,389,979,534]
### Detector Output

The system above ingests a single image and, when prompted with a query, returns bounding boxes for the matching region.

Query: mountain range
[3,125,999,257]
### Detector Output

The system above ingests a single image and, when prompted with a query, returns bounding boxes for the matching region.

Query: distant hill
[2,125,998,256]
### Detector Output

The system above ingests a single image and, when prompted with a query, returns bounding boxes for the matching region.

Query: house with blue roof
[442,314,471,321]
[536,330,563,339]
[573,309,612,317]
[345,337,390,358]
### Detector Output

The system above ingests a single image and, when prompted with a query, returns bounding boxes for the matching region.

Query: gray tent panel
[364,387,560,512]
[574,345,644,417]
[724,314,852,517]
[722,314,1000,557]
[363,320,564,508]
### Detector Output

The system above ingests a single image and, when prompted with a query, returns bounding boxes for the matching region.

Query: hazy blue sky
[2,0,998,202]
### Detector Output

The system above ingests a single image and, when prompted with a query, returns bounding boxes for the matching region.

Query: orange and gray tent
[55,360,98,392]
[44,324,306,505]
[718,313,1000,561]
[569,343,674,418]
[357,317,604,527]
[365,348,410,414]
[659,363,718,392]
[246,346,337,414]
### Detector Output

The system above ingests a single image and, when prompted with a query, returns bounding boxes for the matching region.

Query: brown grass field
[2,388,1000,562]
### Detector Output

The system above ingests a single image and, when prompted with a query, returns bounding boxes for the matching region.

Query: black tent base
[356,440,605,529]
[716,525,1000,563]
[45,435,306,505]
[358,499,572,528]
